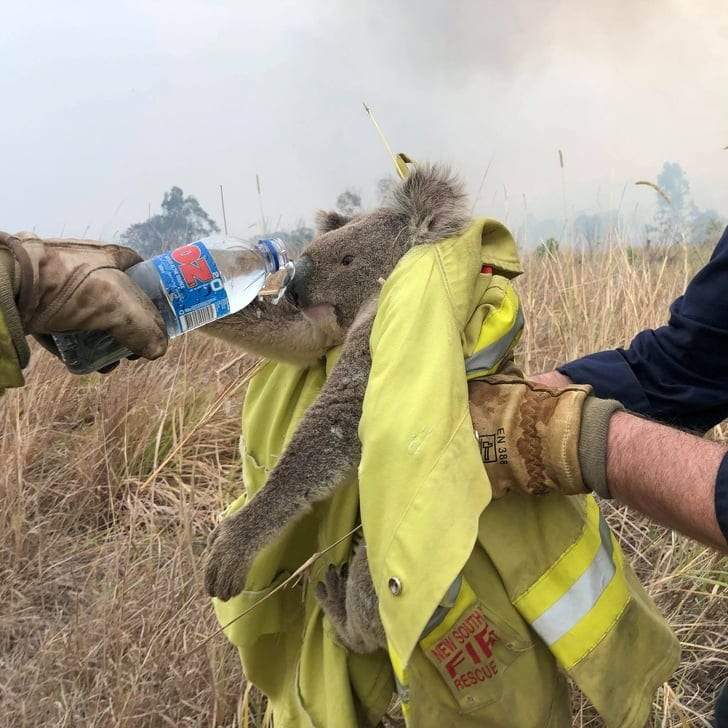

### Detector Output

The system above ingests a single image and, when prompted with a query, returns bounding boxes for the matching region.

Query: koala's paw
[315,562,351,629]
[204,515,257,600]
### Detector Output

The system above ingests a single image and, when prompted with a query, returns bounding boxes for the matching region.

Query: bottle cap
[258,237,290,272]
[257,237,296,305]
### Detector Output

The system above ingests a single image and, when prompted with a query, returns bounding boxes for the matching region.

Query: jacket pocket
[417,576,532,714]
[212,569,301,649]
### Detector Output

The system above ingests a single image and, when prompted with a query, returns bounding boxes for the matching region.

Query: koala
[203,164,469,652]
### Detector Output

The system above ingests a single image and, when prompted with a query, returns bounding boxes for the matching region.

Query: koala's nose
[285,255,311,308]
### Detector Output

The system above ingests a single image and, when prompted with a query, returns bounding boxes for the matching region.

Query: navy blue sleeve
[560,225,728,434]
[716,455,728,548]
[560,226,728,546]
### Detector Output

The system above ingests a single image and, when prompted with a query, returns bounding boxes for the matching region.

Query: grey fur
[315,539,386,652]
[203,165,469,651]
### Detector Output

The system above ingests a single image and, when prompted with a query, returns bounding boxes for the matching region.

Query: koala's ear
[314,210,351,234]
[388,164,469,245]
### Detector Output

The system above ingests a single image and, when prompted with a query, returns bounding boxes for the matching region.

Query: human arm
[530,371,727,550]
[604,410,726,552]
[528,228,728,551]
[470,372,728,553]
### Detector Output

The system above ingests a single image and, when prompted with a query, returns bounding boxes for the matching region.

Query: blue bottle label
[152,242,230,332]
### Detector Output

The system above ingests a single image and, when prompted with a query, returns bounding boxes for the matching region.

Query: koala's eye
[341,254,354,266]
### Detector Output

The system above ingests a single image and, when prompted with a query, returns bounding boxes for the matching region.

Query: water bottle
[53,236,292,374]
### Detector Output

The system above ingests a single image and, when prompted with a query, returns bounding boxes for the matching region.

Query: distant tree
[336,189,362,217]
[264,222,315,258]
[122,187,219,257]
[650,163,725,245]
[690,208,725,245]
[286,224,315,254]
[652,162,691,244]
[536,237,560,257]
[574,210,619,248]
[376,176,397,204]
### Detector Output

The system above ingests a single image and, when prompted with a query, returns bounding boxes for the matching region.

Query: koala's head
[287,164,468,331]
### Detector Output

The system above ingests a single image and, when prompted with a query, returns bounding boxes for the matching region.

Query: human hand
[470,364,620,499]
[0,231,167,361]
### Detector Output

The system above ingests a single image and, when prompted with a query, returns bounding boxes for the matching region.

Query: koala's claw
[314,580,328,603]
[204,518,256,600]
[315,562,349,624]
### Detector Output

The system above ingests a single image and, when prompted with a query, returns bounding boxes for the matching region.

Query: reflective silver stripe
[530,516,616,646]
[465,306,524,374]
[420,575,463,640]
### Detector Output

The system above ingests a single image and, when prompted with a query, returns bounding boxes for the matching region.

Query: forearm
[533,369,727,551]
[606,411,727,552]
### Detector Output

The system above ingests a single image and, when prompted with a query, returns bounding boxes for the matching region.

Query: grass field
[1,241,726,727]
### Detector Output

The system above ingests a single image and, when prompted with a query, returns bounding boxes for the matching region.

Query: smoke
[0,0,726,242]
[337,1,671,83]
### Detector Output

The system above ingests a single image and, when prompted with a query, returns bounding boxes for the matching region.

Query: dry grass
[1,242,726,727]
[0,337,260,727]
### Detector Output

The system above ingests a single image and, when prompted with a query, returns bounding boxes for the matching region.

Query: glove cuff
[578,397,624,499]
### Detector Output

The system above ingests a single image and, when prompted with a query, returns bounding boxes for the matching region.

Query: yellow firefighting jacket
[0,308,25,393]
[213,219,679,728]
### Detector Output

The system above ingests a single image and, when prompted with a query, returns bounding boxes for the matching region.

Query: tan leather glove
[0,231,168,363]
[469,363,623,499]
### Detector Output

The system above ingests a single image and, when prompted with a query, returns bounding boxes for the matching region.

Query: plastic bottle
[52,236,292,374]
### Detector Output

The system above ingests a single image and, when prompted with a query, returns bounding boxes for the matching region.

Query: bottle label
[152,242,230,332]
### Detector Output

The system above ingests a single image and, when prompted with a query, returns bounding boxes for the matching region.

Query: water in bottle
[53,236,293,374]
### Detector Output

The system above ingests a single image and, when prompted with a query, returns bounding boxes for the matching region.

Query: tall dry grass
[1,242,726,727]
[0,337,262,727]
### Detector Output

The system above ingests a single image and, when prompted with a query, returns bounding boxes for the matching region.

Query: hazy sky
[2,0,727,243]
